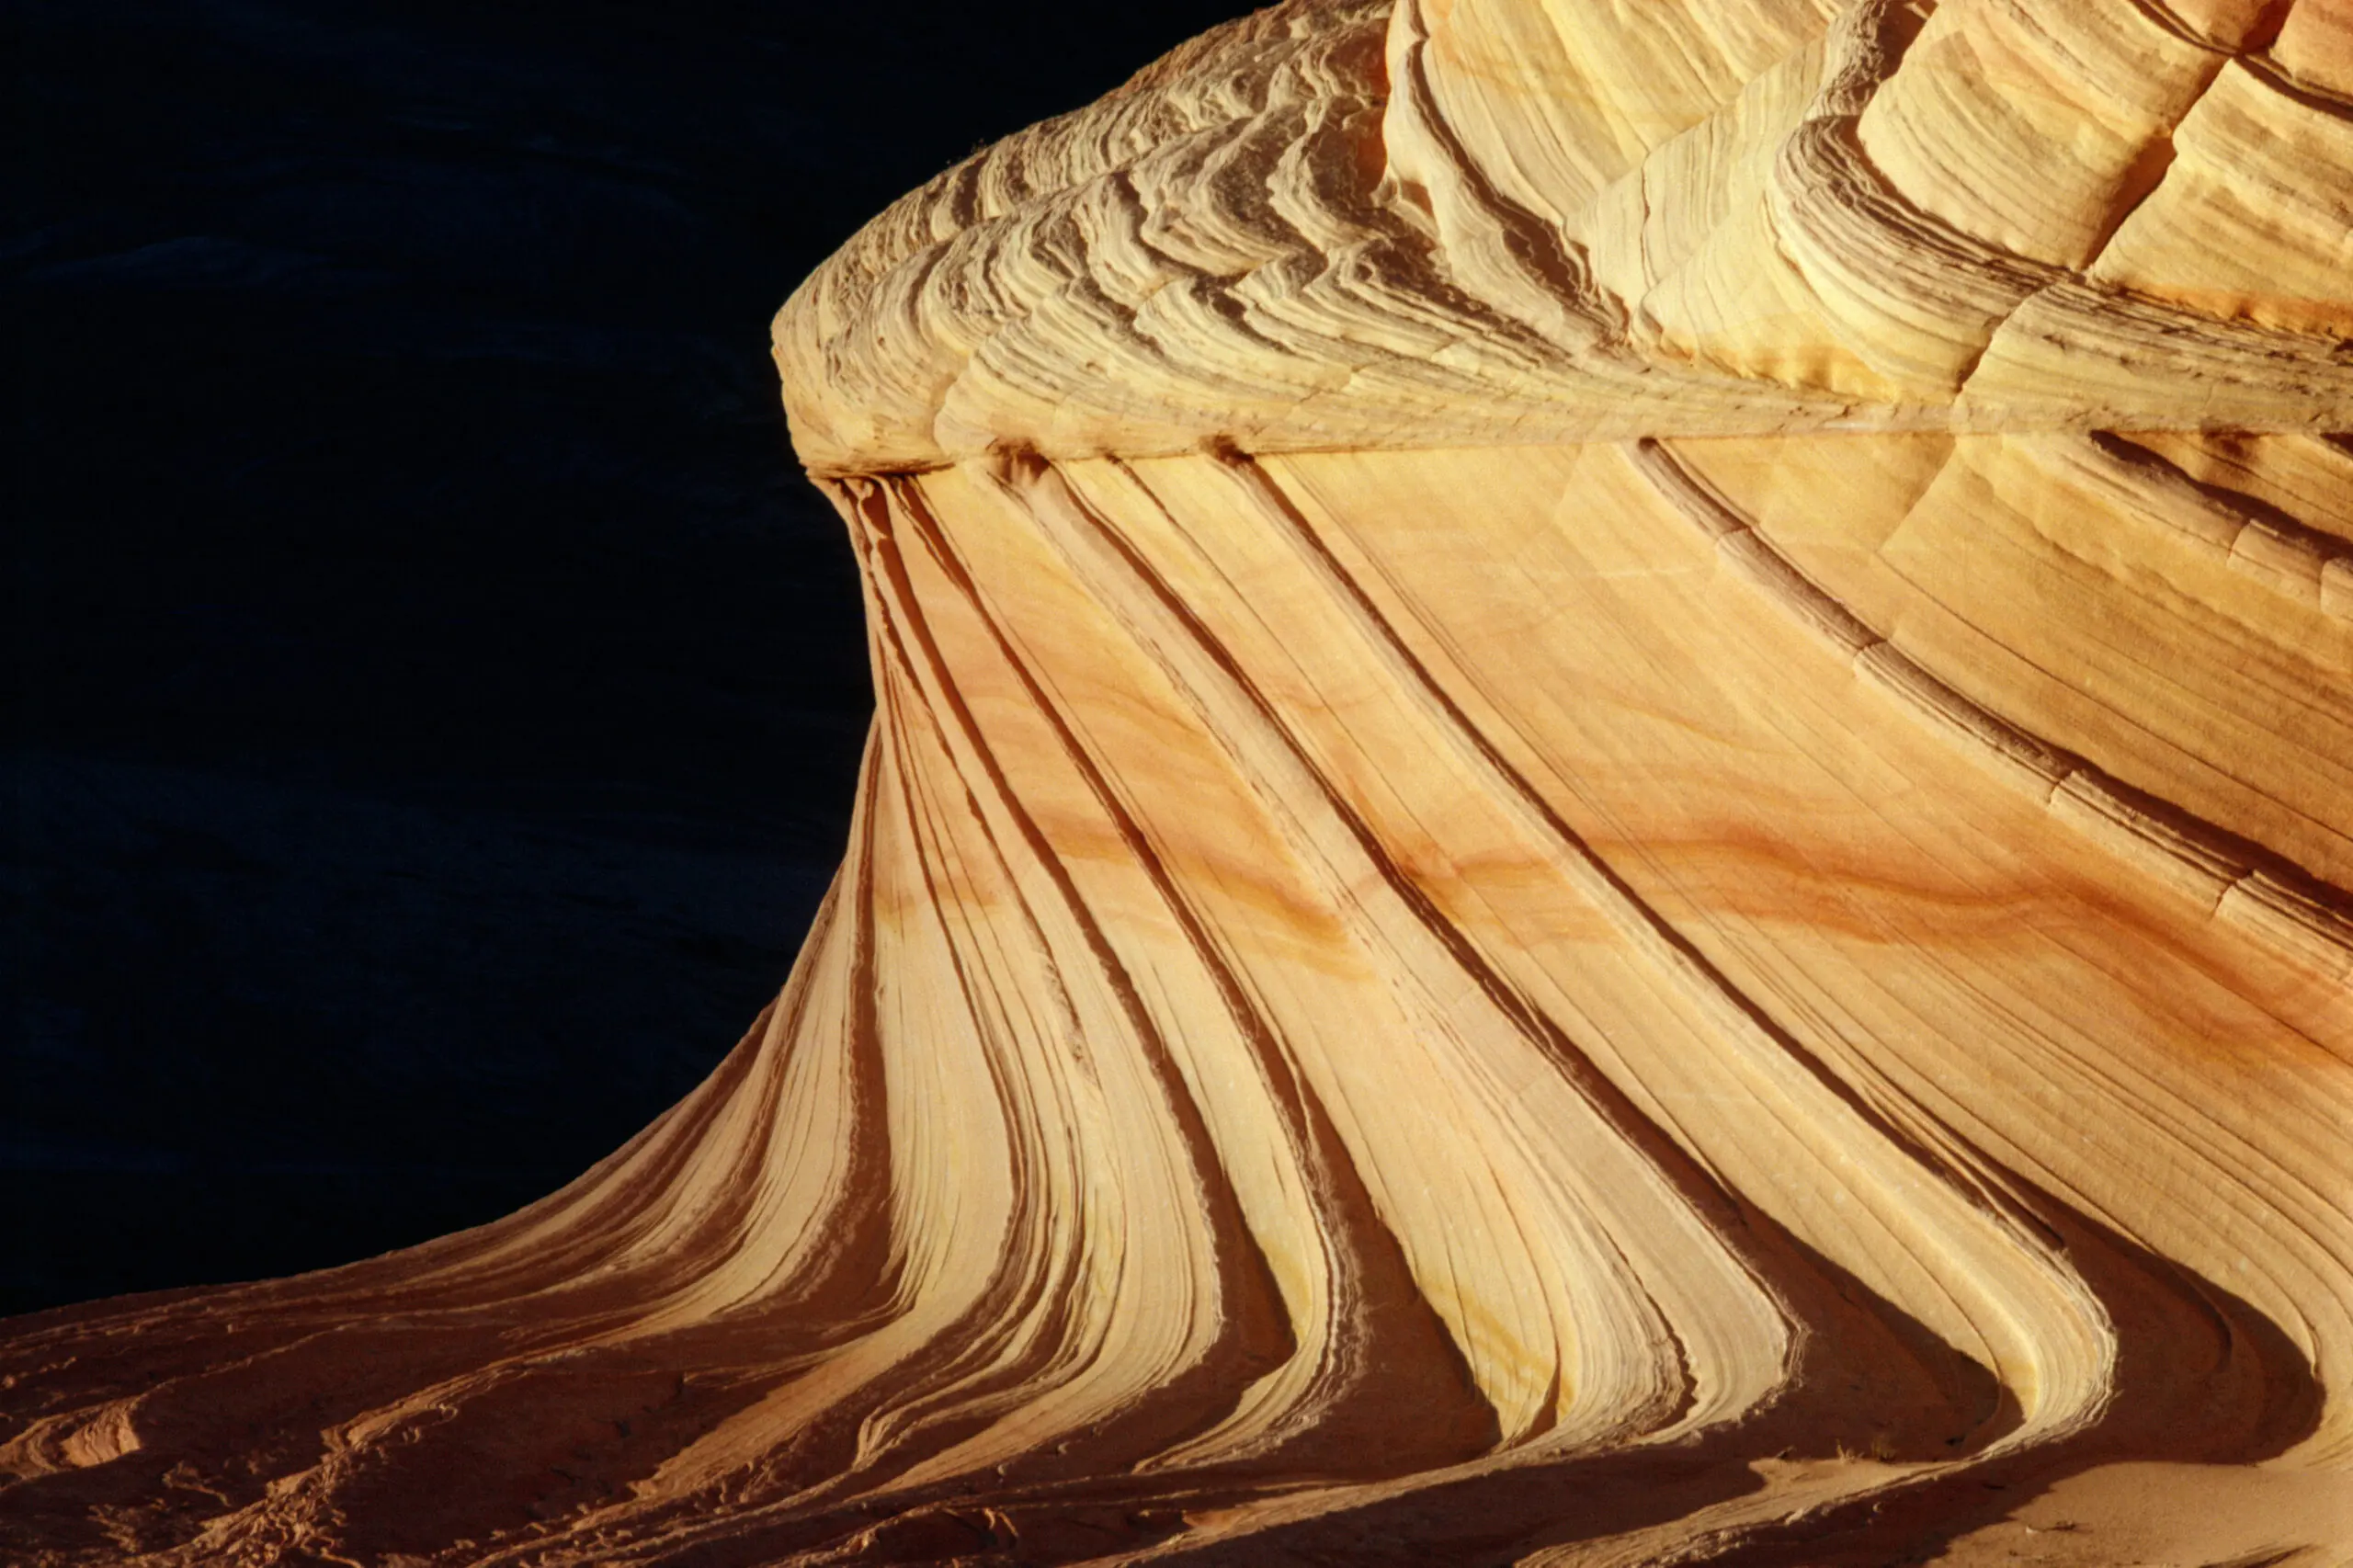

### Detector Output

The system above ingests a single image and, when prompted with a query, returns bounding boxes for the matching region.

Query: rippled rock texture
[7,0,2353,1562]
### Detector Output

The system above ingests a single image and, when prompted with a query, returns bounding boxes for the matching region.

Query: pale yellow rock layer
[6,2,2351,1565]
[777,0,2353,472]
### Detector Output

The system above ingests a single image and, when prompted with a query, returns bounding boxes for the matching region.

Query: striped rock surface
[7,1,2353,1563]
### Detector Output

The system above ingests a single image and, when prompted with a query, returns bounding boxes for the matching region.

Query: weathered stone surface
[6,2,2351,1562]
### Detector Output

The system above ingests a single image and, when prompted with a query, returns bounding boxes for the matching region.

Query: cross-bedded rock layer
[6,2,2352,1562]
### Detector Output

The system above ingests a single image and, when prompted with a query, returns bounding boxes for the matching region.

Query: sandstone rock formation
[7,0,2353,1562]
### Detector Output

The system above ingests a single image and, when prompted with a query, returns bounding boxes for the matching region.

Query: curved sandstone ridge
[779,0,2353,469]
[6,2,2353,1564]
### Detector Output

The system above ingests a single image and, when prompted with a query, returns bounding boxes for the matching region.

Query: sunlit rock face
[6,1,2353,1562]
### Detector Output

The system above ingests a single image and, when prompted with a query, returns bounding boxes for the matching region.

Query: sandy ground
[1930,1464,2353,1568]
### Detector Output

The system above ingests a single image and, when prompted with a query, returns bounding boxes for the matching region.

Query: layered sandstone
[6,1,2353,1563]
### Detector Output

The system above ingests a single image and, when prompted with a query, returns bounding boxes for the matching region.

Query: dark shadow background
[6,0,1250,1316]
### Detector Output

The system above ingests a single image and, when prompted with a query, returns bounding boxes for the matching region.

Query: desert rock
[6,1,2352,1562]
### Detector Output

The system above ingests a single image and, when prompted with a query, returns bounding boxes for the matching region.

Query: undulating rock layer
[7,1,2353,1562]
